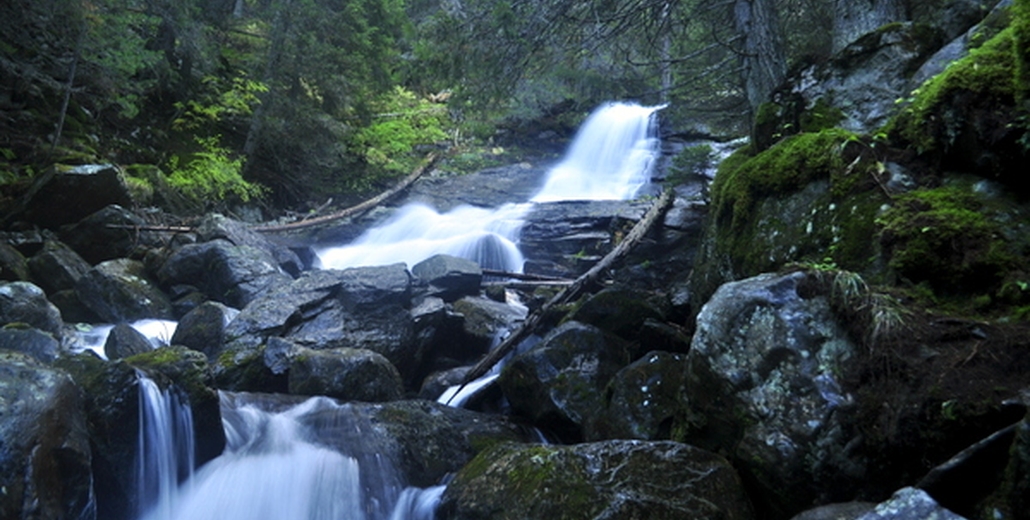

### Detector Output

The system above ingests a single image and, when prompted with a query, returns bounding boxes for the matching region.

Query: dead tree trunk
[449,187,675,399]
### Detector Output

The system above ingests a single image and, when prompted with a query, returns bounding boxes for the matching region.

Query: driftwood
[252,153,437,233]
[449,187,675,401]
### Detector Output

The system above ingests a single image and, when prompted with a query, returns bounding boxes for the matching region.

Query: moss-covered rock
[439,440,754,520]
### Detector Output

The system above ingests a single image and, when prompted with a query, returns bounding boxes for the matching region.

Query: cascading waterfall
[139,392,442,520]
[136,373,195,520]
[532,102,665,202]
[315,101,664,272]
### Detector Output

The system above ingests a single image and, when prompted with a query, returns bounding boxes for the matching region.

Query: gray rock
[60,204,164,264]
[171,301,238,359]
[684,271,863,517]
[104,323,154,360]
[857,488,965,520]
[0,351,94,520]
[0,281,63,335]
[600,351,688,440]
[440,440,754,520]
[566,285,668,342]
[0,241,29,282]
[790,502,877,520]
[0,326,61,363]
[288,346,404,402]
[156,239,291,309]
[451,295,527,356]
[412,254,483,302]
[27,239,92,294]
[75,259,173,323]
[195,213,304,277]
[499,320,632,441]
[21,164,133,229]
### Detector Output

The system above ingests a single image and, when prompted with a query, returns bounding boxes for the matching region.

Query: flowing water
[315,101,665,272]
[132,100,665,520]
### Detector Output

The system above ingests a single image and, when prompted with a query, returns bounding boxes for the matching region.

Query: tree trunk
[832,0,906,54]
[733,0,787,118]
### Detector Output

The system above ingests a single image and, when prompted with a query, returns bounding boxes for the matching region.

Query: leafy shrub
[350,87,451,175]
[167,136,266,206]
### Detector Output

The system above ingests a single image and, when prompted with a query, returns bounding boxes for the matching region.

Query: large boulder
[412,254,483,302]
[498,321,633,441]
[598,350,689,441]
[20,164,133,229]
[451,295,527,356]
[224,265,420,381]
[0,325,61,363]
[170,300,238,358]
[75,258,174,323]
[565,285,669,343]
[682,271,862,517]
[0,241,30,281]
[195,213,304,277]
[156,238,292,309]
[439,440,754,520]
[0,281,63,335]
[0,351,94,520]
[27,239,92,294]
[288,346,404,402]
[59,204,165,264]
[104,322,154,360]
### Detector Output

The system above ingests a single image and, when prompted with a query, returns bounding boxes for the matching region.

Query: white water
[139,393,444,520]
[315,101,664,272]
[137,374,195,520]
[532,102,665,202]
[70,319,179,359]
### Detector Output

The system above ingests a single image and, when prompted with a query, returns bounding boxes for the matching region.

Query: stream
[132,101,666,520]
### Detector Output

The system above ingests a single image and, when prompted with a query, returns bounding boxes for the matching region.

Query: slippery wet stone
[75,258,173,323]
[0,281,64,335]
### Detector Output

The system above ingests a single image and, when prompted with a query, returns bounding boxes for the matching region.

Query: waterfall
[140,393,443,520]
[136,373,195,520]
[316,202,528,272]
[316,101,664,272]
[532,102,665,202]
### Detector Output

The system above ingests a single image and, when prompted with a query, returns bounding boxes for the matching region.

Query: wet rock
[60,204,164,264]
[789,502,876,520]
[599,351,688,440]
[683,271,862,517]
[21,164,133,229]
[211,341,287,394]
[0,351,94,520]
[156,238,292,309]
[566,285,668,343]
[0,325,61,363]
[195,213,304,277]
[0,241,29,281]
[75,258,174,323]
[105,322,154,360]
[451,295,527,356]
[412,254,483,302]
[171,301,238,359]
[0,281,63,335]
[27,239,91,294]
[498,320,632,441]
[439,440,754,520]
[288,346,404,402]
[857,488,965,520]
[410,296,467,375]
[418,366,471,401]
[49,288,99,323]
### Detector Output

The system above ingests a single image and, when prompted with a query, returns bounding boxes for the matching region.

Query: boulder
[288,346,405,402]
[75,258,174,323]
[105,322,154,360]
[439,440,754,520]
[566,285,669,342]
[195,213,304,277]
[451,295,527,356]
[682,271,862,517]
[171,301,238,359]
[156,238,292,309]
[598,351,688,441]
[210,340,288,394]
[498,321,633,441]
[0,325,61,363]
[0,241,29,281]
[59,204,165,264]
[20,164,133,229]
[0,351,94,520]
[0,281,63,335]
[412,254,483,302]
[856,488,965,520]
[27,239,92,294]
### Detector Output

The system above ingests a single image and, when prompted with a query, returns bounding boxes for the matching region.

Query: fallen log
[252,153,437,233]
[481,268,572,283]
[448,187,674,402]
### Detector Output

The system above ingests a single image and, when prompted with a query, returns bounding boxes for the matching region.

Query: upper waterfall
[531,102,665,202]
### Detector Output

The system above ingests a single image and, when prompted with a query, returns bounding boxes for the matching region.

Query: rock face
[439,440,754,520]
[20,164,133,229]
[156,238,292,309]
[0,281,64,336]
[76,258,174,323]
[27,239,92,295]
[0,351,94,520]
[683,271,861,517]
[412,254,483,302]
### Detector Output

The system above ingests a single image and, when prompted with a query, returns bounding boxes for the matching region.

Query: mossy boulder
[598,351,689,440]
[288,346,404,402]
[439,440,754,520]
[75,258,174,323]
[564,285,669,344]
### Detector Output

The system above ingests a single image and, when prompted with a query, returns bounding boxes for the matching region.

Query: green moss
[799,98,846,133]
[887,26,1018,154]
[877,185,1018,298]
[1013,0,1030,103]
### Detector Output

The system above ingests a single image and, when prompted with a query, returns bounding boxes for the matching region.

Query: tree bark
[733,0,787,117]
[832,0,906,54]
